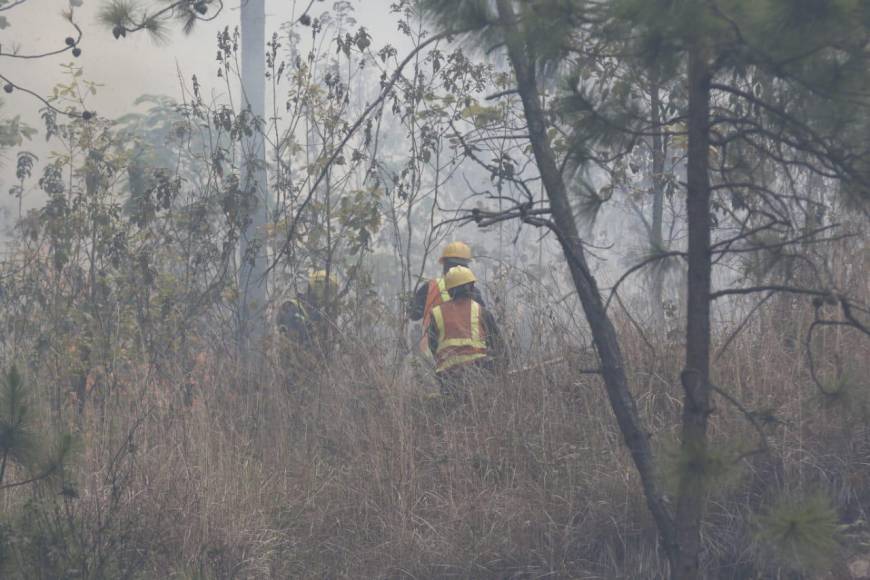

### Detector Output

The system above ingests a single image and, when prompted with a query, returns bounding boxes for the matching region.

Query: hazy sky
[1,0,404,217]
[4,0,401,117]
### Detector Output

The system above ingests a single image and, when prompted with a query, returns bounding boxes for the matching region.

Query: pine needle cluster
[755,493,841,575]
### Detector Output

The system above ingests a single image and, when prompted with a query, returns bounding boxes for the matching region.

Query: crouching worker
[428,266,506,401]
[276,270,338,389]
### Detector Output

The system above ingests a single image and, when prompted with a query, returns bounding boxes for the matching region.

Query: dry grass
[4,296,869,579]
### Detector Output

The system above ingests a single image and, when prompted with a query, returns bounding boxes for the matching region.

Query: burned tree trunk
[494,0,679,567]
[673,41,713,580]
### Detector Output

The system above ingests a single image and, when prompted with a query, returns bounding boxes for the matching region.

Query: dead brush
[1,279,867,578]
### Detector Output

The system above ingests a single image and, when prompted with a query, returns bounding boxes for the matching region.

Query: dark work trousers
[436,359,495,405]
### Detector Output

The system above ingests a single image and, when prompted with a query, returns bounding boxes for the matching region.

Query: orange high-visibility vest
[430,298,488,373]
[418,277,451,352]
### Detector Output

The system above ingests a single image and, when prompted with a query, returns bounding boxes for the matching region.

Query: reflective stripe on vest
[419,277,451,353]
[290,298,308,320]
[438,278,450,302]
[431,299,487,372]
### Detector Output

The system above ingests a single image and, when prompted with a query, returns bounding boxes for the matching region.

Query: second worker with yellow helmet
[277,269,339,350]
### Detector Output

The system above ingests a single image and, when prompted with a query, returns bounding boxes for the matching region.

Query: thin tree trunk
[239,0,269,340]
[494,0,678,566]
[649,76,667,331]
[674,40,713,580]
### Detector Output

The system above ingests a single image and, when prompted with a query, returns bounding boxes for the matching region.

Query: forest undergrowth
[2,290,868,579]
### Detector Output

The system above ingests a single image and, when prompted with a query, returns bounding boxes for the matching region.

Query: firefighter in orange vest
[410,241,484,353]
[428,266,506,395]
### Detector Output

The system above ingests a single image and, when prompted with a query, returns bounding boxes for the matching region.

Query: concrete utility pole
[238,0,269,340]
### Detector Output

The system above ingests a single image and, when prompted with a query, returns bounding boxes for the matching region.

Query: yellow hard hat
[308,270,337,288]
[444,265,476,290]
[439,241,472,263]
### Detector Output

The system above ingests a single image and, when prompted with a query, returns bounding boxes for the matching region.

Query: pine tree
[421,1,870,577]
